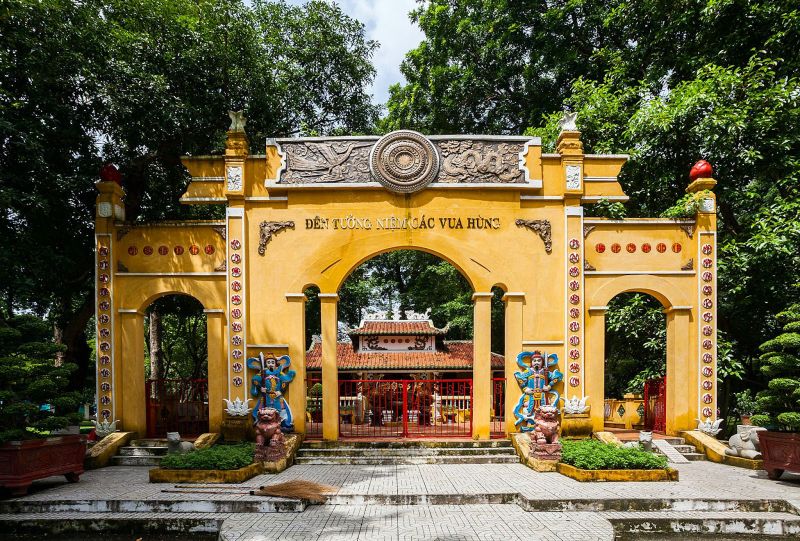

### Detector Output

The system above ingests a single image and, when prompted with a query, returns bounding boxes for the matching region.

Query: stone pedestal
[529,441,562,472]
[221,415,252,442]
[254,432,286,463]
[561,412,593,439]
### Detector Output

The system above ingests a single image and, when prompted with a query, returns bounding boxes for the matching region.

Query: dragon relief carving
[257,221,295,256]
[515,219,553,253]
[280,141,372,183]
[437,141,525,183]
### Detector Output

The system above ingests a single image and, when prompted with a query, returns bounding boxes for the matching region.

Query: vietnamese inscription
[304,215,501,231]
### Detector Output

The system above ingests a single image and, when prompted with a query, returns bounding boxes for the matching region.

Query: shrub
[751,305,800,431]
[160,443,255,470]
[560,439,668,470]
[0,315,83,444]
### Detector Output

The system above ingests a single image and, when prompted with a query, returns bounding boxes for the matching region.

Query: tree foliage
[0,0,379,387]
[0,315,82,444]
[751,305,800,431]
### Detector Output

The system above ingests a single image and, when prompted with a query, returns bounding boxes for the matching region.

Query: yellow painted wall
[95,128,718,439]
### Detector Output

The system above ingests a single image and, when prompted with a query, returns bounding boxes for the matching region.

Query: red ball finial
[100,162,122,184]
[689,160,713,181]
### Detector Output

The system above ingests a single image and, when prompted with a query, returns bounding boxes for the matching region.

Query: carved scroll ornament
[516,219,552,253]
[258,221,295,256]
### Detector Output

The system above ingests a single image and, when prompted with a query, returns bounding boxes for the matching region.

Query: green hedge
[160,443,255,470]
[560,439,668,470]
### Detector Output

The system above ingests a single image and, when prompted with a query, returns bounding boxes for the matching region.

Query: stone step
[296,446,515,456]
[128,439,169,447]
[110,455,163,466]
[682,452,707,461]
[0,498,305,514]
[303,439,512,449]
[119,445,169,456]
[294,454,520,465]
[669,444,696,453]
[0,512,225,537]
[608,510,800,538]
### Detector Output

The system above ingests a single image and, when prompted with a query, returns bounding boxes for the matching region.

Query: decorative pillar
[118,310,146,436]
[688,167,718,428]
[319,293,339,441]
[472,292,493,439]
[95,179,124,426]
[503,293,524,435]
[665,307,694,434]
[585,306,607,432]
[205,310,226,433]
[286,293,308,434]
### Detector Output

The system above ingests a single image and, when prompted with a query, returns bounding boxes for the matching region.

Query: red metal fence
[338,379,472,439]
[491,377,505,438]
[643,376,666,433]
[145,378,209,438]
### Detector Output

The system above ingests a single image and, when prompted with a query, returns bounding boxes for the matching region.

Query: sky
[285,0,424,106]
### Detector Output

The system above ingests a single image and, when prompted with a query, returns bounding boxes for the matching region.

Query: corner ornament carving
[258,221,295,256]
[516,219,552,253]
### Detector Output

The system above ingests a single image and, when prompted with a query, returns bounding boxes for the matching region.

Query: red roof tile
[306,340,503,371]
[348,320,447,336]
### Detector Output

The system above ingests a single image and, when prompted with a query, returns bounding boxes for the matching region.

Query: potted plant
[0,315,86,495]
[734,390,757,425]
[751,305,800,480]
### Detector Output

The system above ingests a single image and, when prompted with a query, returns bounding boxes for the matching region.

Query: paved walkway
[5,462,800,540]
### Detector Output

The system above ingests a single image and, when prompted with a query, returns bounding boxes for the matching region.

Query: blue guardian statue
[247,352,296,431]
[513,351,563,432]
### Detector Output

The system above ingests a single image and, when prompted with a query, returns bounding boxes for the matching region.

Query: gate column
[503,293,524,435]
[585,306,607,433]
[320,293,339,441]
[205,309,226,433]
[665,306,694,434]
[472,293,493,439]
[285,293,307,434]
[118,310,146,437]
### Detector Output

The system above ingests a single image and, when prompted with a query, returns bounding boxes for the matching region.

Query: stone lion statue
[254,407,286,462]
[533,405,560,445]
[166,432,195,454]
[726,425,766,459]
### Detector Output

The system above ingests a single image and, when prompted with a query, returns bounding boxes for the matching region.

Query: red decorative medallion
[569,308,580,318]
[569,321,580,332]
[569,294,580,305]
[158,245,168,256]
[702,271,713,282]
[569,280,579,291]
[702,339,713,350]
[703,353,713,363]
[703,381,713,390]
[98,246,109,257]
[672,243,682,253]
[641,243,651,253]
[595,243,606,253]
[174,245,184,256]
[702,393,713,404]
[231,322,243,332]
[626,243,636,253]
[569,253,580,264]
[702,298,713,309]
[569,336,580,346]
[569,266,580,277]
[702,407,713,418]
[702,244,713,255]
[569,349,580,359]
[611,243,621,253]
[702,285,713,295]
[656,242,667,253]
[189,244,200,255]
[569,362,580,373]
[569,376,580,387]
[204,244,215,255]
[127,246,138,256]
[703,312,713,322]
[143,246,153,256]
[230,239,241,250]
[569,238,580,250]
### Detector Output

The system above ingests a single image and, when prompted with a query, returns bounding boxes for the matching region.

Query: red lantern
[689,160,713,180]
[100,163,122,184]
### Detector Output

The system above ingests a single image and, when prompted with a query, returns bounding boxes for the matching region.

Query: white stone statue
[223,397,251,417]
[622,430,653,453]
[563,395,589,414]
[92,418,119,440]
[725,425,766,459]
[166,432,195,454]
[558,111,578,132]
[228,110,247,132]
[697,417,724,437]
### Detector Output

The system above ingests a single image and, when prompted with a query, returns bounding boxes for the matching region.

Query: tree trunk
[54,295,95,391]
[149,305,163,382]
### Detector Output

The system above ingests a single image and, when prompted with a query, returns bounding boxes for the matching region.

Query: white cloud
[284,0,423,106]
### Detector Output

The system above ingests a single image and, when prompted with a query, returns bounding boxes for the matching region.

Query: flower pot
[756,430,800,480]
[0,435,86,495]
[740,415,752,426]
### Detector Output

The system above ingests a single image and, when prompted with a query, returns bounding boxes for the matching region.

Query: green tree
[751,305,800,431]
[0,0,379,388]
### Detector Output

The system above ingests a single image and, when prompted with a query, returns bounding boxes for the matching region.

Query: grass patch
[160,443,255,470]
[560,439,668,470]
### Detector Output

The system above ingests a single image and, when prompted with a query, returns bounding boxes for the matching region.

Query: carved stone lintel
[681,258,694,271]
[212,225,227,240]
[117,261,129,273]
[584,260,596,271]
[515,219,552,253]
[258,221,295,256]
[583,224,596,238]
[679,223,695,239]
[215,261,227,272]
[116,227,131,241]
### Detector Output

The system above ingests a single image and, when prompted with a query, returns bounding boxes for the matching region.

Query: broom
[250,479,337,503]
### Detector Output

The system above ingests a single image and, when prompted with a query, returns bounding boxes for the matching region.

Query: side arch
[587,274,691,309]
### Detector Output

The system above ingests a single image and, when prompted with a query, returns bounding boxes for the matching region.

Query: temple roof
[347,319,447,336]
[306,340,503,371]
